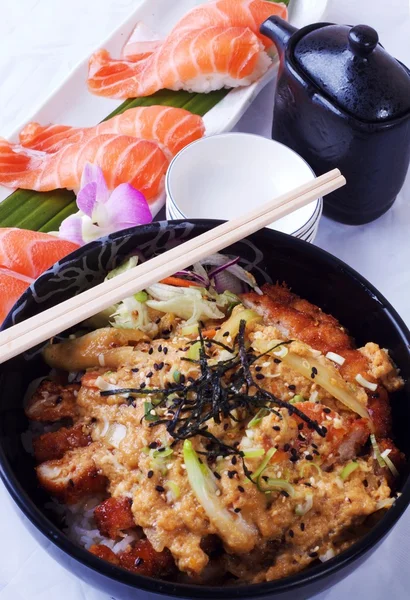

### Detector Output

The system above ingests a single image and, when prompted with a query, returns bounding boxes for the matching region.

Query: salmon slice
[88,27,271,99]
[0,267,33,324]
[19,106,205,156]
[0,228,79,278]
[122,0,288,60]
[0,134,168,200]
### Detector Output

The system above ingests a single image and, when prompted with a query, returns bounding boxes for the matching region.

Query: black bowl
[1,220,410,600]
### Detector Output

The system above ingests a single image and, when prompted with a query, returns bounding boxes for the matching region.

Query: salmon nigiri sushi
[19,106,205,156]
[0,228,79,279]
[88,27,271,99]
[0,229,79,325]
[0,134,168,200]
[122,0,288,60]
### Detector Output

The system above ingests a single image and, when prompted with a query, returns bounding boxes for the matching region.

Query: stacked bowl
[165,133,323,242]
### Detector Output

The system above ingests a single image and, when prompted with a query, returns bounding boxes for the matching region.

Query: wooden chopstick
[0,169,345,364]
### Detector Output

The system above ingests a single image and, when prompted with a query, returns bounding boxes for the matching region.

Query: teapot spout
[260,16,297,55]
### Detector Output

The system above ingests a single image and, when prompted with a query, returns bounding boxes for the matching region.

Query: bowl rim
[165,133,322,235]
[1,219,410,599]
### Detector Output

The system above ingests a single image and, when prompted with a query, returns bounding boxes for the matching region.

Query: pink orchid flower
[58,163,152,245]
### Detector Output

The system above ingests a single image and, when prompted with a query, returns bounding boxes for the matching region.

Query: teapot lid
[294,24,410,122]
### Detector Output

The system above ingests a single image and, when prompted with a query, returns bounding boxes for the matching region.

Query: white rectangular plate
[0,0,329,216]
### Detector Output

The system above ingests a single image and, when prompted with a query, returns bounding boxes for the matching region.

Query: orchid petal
[80,163,109,205]
[104,183,152,228]
[76,181,97,217]
[58,213,85,245]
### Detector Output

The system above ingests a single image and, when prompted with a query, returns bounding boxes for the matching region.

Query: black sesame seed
[304,482,312,487]
[55,396,63,405]
[146,371,153,378]
[158,344,162,352]
[149,442,158,449]
[238,485,245,493]
[234,508,241,513]
[231,456,237,465]
[289,529,294,538]
[284,444,290,452]
[140,382,146,389]
[311,443,318,449]
[273,425,281,431]
[155,318,161,324]
[134,557,144,567]
[255,366,262,372]
[158,447,166,453]
[91,417,97,423]
[206,342,212,348]
[363,479,369,488]
[305,454,313,461]
[223,423,229,431]
[290,447,298,456]
[163,347,168,355]
[155,485,165,493]
[179,374,186,384]
[214,471,221,480]
[288,385,296,391]
[308,552,319,558]
[68,478,75,487]
[162,329,171,335]
[290,455,299,463]
[227,470,237,479]
[148,348,153,355]
[313,450,320,456]
[158,362,164,370]
[298,423,304,430]
[297,434,306,442]
[274,358,281,364]
[323,407,331,414]
[281,490,289,497]
[147,470,154,479]
[255,373,265,380]
[223,331,230,337]
[322,426,328,434]
[300,522,305,531]
[131,367,139,373]
[154,363,159,371]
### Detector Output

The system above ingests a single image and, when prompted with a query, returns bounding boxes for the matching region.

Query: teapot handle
[260,16,297,55]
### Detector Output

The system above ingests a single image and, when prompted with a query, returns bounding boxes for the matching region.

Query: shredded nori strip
[100,320,326,480]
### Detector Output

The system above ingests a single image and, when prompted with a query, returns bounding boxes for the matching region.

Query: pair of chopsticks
[0,169,345,365]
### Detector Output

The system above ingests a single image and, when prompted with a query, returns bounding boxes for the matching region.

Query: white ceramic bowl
[165,133,322,241]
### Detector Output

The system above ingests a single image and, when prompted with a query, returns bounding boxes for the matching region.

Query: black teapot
[261,17,410,225]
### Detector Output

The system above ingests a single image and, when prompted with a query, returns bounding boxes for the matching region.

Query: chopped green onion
[370,434,386,468]
[243,448,266,459]
[340,461,359,481]
[153,447,173,459]
[134,291,148,303]
[166,480,180,500]
[257,477,295,497]
[173,370,181,383]
[290,394,305,404]
[248,408,269,428]
[143,401,158,422]
[186,341,201,361]
[252,447,277,481]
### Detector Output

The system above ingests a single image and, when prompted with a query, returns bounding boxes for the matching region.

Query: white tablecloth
[1,1,410,598]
